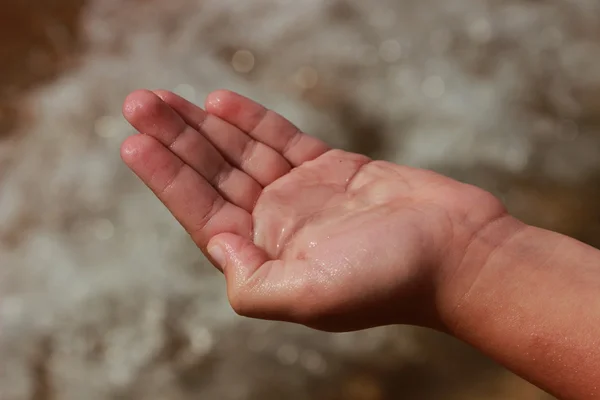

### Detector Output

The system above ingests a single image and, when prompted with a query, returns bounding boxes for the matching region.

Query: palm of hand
[122,90,503,331]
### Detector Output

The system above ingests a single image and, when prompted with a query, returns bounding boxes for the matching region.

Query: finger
[121,134,252,249]
[205,90,330,167]
[208,232,310,323]
[123,90,261,211]
[154,90,291,187]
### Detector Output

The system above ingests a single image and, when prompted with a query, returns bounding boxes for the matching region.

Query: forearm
[440,215,600,399]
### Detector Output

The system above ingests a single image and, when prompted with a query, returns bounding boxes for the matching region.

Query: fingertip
[208,233,266,273]
[153,89,209,123]
[153,89,204,113]
[122,89,162,120]
[205,89,240,115]
[208,232,244,256]
[207,233,240,273]
[120,134,142,163]
[120,134,159,166]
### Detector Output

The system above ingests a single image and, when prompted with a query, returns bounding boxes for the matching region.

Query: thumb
[207,232,269,279]
[207,233,299,322]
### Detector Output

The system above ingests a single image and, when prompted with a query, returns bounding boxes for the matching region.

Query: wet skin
[121,89,503,331]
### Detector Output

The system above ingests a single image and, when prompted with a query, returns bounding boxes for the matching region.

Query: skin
[122,89,600,399]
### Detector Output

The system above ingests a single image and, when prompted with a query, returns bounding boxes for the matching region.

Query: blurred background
[1,0,599,398]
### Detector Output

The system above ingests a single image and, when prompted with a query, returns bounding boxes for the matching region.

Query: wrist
[434,210,527,333]
[428,211,600,399]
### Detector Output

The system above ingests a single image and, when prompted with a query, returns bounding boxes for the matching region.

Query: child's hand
[122,89,600,398]
[121,90,505,332]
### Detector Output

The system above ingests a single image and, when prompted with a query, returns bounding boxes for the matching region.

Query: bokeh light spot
[379,39,402,63]
[232,50,256,73]
[421,75,445,99]
[294,66,319,90]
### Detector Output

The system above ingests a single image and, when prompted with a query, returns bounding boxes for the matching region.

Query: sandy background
[1,0,599,398]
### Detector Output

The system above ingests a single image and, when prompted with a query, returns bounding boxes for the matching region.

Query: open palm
[122,90,504,331]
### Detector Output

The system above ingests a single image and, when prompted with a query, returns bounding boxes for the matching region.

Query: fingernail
[208,245,226,268]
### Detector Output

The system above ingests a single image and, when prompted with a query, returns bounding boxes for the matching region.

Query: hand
[122,90,506,332]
